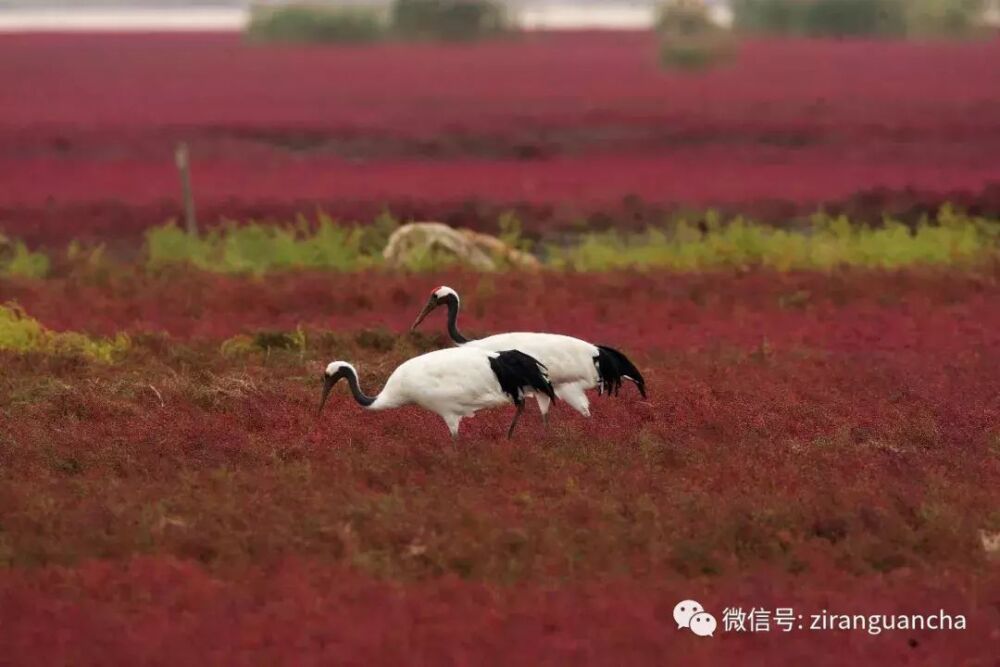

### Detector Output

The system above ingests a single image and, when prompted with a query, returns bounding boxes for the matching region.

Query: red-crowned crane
[410,286,646,424]
[318,346,555,439]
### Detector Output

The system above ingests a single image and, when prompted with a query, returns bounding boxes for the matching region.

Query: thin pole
[175,142,198,235]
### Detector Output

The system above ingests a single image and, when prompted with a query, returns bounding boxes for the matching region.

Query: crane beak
[410,297,438,332]
[317,374,337,416]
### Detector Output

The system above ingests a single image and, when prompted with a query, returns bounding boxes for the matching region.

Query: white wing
[464,332,599,387]
[381,347,509,415]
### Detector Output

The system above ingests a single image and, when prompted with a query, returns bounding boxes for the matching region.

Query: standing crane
[410,286,646,424]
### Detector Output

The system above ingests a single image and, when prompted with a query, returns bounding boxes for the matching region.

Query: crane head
[318,361,356,415]
[410,286,459,332]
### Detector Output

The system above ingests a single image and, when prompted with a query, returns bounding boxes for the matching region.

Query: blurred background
[1,0,999,252]
[7,1,721,32]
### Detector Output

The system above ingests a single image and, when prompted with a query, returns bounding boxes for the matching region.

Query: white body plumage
[411,286,646,421]
[464,332,599,417]
[320,346,553,438]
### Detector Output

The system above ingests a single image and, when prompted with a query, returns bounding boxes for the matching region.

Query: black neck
[345,370,376,407]
[445,296,469,344]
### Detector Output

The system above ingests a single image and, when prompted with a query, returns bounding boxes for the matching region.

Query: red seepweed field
[2,26,1000,666]
[2,268,999,664]
[1,32,1000,245]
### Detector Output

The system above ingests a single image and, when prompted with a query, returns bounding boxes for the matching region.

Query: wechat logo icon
[674,599,717,637]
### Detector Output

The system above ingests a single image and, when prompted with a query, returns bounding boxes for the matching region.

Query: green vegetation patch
[391,0,511,41]
[244,0,512,44]
[146,214,393,274]
[5,207,998,278]
[731,0,991,38]
[656,0,736,71]
[548,208,998,271]
[0,303,130,363]
[246,4,387,44]
[0,233,49,279]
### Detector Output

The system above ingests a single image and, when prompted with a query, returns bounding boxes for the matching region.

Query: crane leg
[557,384,591,418]
[507,401,525,439]
[443,414,462,441]
[535,393,552,428]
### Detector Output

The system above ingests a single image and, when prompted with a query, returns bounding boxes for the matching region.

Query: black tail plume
[489,350,557,406]
[595,345,647,398]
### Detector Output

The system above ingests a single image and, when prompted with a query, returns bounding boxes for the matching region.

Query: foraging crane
[318,346,555,439]
[410,286,646,423]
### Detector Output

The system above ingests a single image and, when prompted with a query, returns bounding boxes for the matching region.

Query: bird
[318,346,556,439]
[410,285,646,424]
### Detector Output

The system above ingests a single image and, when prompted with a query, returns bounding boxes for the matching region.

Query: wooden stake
[175,142,198,235]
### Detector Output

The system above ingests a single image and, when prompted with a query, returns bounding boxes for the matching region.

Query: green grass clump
[0,302,46,352]
[246,4,386,44]
[731,0,989,38]
[391,0,511,41]
[548,208,999,272]
[656,0,735,71]
[244,0,513,45]
[146,214,388,275]
[0,303,130,362]
[220,328,308,358]
[0,234,50,279]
